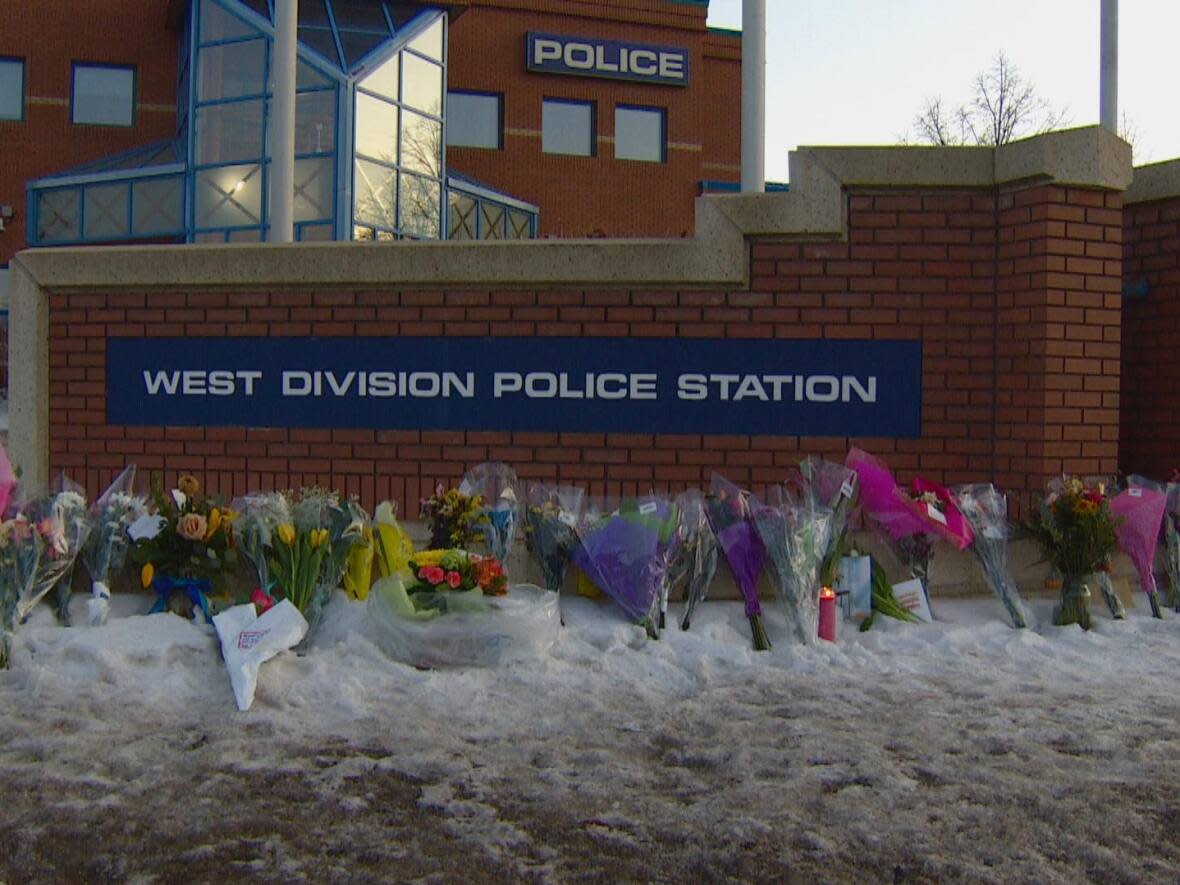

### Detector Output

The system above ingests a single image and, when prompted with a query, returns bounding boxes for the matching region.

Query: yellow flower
[413,549,448,566]
[277,523,297,547]
[1076,499,1099,516]
[177,475,200,498]
[309,527,330,549]
[141,563,155,590]
[206,508,222,537]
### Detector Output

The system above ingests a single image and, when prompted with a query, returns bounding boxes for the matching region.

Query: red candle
[818,586,837,642]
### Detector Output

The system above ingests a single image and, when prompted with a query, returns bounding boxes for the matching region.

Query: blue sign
[106,337,922,437]
[526,32,690,86]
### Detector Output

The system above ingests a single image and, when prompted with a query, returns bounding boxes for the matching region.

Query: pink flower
[425,566,446,585]
[446,570,462,589]
[251,588,275,615]
[178,512,208,542]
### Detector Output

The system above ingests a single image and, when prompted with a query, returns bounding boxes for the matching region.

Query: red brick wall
[46,182,1123,513]
[0,0,179,264]
[1121,196,1180,478]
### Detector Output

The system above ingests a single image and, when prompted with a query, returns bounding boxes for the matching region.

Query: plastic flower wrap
[570,496,681,638]
[460,462,521,565]
[953,484,1033,629]
[1110,475,1167,619]
[846,448,974,614]
[371,500,413,580]
[0,442,15,517]
[9,482,90,626]
[420,483,487,550]
[1021,476,1119,630]
[231,491,292,596]
[405,548,508,604]
[705,474,770,651]
[752,485,832,646]
[667,489,719,631]
[366,575,560,669]
[523,483,584,596]
[80,465,148,627]
[0,517,46,667]
[797,458,858,588]
[1166,480,1180,612]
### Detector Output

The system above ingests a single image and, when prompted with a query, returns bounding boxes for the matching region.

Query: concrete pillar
[269,0,298,242]
[1100,0,1118,131]
[741,0,766,193]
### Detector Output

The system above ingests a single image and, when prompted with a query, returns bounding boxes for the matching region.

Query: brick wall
[43,181,1124,514]
[1121,195,1180,478]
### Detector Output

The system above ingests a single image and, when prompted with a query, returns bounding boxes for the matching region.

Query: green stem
[750,614,771,651]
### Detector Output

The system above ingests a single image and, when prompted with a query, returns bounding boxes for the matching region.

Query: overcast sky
[706,0,1179,182]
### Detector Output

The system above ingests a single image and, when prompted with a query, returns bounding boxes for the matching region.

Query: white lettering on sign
[143,370,261,396]
[675,374,878,404]
[528,33,689,85]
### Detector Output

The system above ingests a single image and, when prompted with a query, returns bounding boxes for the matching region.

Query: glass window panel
[542,100,593,156]
[401,52,441,115]
[0,58,25,121]
[480,203,504,240]
[37,189,80,242]
[198,39,266,101]
[194,231,227,243]
[296,59,333,90]
[408,16,444,62]
[83,182,130,239]
[298,222,333,241]
[353,225,375,241]
[354,158,397,230]
[448,192,476,239]
[400,110,440,176]
[195,163,262,227]
[446,92,500,150]
[358,51,398,101]
[340,31,389,70]
[196,99,264,164]
[239,0,271,23]
[399,172,440,238]
[295,89,335,154]
[132,177,183,235]
[200,0,258,43]
[331,0,390,33]
[354,91,396,163]
[72,65,135,127]
[615,106,664,163]
[298,0,340,68]
[508,208,533,239]
[293,156,333,222]
[228,228,262,242]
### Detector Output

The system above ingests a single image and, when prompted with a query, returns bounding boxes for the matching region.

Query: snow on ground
[3,590,1180,882]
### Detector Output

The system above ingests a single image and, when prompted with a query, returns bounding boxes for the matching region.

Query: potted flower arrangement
[1022,476,1120,630]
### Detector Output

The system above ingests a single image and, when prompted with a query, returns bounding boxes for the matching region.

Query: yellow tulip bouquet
[129,474,237,595]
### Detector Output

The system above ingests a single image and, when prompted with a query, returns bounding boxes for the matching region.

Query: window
[446,91,501,150]
[542,99,594,157]
[72,63,135,126]
[615,106,665,163]
[0,58,24,121]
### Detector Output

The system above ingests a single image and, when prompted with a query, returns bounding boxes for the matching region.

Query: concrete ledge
[1125,157,1180,205]
[994,125,1132,190]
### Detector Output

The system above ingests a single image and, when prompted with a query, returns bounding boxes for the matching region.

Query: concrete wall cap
[1125,157,1180,205]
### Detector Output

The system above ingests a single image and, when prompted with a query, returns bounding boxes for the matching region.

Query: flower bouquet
[80,465,148,627]
[953,484,1033,629]
[1166,480,1180,612]
[1109,475,1167,619]
[752,485,832,646]
[420,483,487,550]
[705,474,770,651]
[460,462,521,566]
[523,483,584,596]
[846,449,974,615]
[0,442,14,517]
[404,547,508,612]
[797,457,859,589]
[264,489,365,638]
[1021,476,1119,630]
[129,474,237,618]
[7,481,90,627]
[232,491,292,598]
[570,496,681,639]
[667,489,719,631]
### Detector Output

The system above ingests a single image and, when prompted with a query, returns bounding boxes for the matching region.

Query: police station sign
[107,337,922,437]
[526,32,690,86]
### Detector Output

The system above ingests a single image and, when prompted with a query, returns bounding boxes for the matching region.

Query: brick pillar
[995,184,1123,508]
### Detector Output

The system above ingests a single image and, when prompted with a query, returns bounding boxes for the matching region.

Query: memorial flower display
[1109,476,1167,619]
[8,484,90,628]
[668,488,719,632]
[1021,476,1119,630]
[460,462,521,566]
[1166,478,1180,612]
[706,474,770,651]
[80,465,148,627]
[752,486,832,646]
[953,484,1033,629]
[420,483,487,550]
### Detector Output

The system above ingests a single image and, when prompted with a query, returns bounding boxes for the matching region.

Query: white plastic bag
[365,578,559,669]
[213,599,308,711]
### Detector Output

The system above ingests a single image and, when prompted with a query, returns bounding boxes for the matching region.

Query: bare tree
[910,52,1068,147]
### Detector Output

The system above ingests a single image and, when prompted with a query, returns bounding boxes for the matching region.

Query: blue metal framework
[26,0,537,247]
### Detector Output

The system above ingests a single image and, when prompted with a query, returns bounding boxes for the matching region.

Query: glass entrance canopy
[26,0,536,247]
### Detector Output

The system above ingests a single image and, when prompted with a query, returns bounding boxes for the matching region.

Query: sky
[705,0,1180,183]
